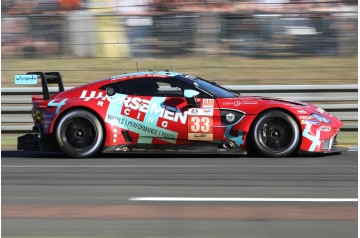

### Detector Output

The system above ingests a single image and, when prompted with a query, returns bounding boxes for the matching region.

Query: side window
[123,79,159,96]
[99,82,124,94]
[121,78,185,97]
[101,79,159,96]
[100,77,210,98]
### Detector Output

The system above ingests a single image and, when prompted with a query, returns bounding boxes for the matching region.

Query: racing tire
[250,110,300,158]
[56,109,104,158]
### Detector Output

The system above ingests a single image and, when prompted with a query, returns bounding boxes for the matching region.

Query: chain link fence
[2,2,357,59]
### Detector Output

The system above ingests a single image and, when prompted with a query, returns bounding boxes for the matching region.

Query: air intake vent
[220,110,245,126]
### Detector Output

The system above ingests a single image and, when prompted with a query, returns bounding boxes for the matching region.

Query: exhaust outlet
[223,141,234,149]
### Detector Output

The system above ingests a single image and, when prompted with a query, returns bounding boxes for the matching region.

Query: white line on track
[129,197,358,202]
[348,146,358,151]
[1,165,225,168]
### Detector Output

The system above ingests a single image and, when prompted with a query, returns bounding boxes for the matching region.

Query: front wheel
[250,110,300,157]
[56,109,104,158]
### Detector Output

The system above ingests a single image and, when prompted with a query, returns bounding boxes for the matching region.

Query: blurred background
[1,0,358,145]
[1,2,358,238]
[1,0,358,86]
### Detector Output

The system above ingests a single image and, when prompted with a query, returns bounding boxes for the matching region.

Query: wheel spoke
[257,115,296,152]
[63,118,96,149]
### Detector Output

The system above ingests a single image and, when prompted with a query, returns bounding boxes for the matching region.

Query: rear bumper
[17,133,59,152]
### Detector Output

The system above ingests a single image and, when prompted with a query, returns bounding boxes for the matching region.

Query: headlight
[311,113,332,124]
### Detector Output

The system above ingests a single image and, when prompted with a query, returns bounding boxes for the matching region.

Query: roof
[110,71,181,81]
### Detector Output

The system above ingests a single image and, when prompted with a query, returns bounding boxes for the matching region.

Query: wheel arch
[51,106,106,140]
[246,107,302,153]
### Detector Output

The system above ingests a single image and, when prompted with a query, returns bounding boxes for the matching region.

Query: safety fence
[2,85,357,133]
[2,9,358,59]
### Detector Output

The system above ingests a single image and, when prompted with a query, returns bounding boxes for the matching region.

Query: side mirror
[184,89,199,98]
[183,89,200,108]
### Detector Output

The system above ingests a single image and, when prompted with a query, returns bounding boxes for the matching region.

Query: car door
[115,77,189,144]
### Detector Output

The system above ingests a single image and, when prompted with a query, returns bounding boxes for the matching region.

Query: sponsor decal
[188,133,213,141]
[42,112,54,120]
[34,111,42,120]
[80,90,112,102]
[188,108,213,116]
[299,115,313,120]
[297,110,307,114]
[301,120,319,125]
[222,101,242,106]
[82,91,188,125]
[105,94,179,144]
[302,124,320,151]
[189,108,199,114]
[240,101,257,105]
[225,113,235,123]
[201,99,214,108]
[14,74,37,85]
[319,126,331,132]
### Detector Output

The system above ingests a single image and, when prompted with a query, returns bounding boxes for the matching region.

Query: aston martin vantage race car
[17,71,343,158]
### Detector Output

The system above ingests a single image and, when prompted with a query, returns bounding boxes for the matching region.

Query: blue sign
[14,74,38,85]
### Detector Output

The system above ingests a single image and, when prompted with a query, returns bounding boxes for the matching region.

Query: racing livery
[17,71,343,158]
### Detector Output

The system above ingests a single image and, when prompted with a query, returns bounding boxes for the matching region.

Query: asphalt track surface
[2,150,358,238]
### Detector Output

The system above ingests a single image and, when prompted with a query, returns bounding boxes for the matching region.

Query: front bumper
[17,133,58,152]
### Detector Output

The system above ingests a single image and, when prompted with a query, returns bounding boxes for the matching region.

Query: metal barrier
[1,85,357,133]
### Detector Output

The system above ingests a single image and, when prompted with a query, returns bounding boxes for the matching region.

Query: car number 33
[189,116,212,133]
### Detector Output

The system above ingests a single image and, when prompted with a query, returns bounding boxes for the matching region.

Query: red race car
[18,71,343,158]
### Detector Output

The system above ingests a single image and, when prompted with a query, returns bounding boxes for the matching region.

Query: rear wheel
[56,110,103,158]
[250,110,300,157]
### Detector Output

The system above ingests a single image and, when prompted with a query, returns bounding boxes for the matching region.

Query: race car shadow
[1,150,67,159]
[2,150,342,159]
[1,150,242,159]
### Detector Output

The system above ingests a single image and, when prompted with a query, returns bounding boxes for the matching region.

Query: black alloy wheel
[56,109,103,158]
[251,110,300,157]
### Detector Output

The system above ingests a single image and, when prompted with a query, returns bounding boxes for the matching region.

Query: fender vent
[220,110,245,126]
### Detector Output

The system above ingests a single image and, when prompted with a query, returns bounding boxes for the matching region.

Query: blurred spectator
[116,0,153,58]
[1,0,70,58]
[33,0,59,13]
[2,17,29,58]
[1,0,357,58]
[59,0,82,10]
[152,0,198,56]
[2,0,16,12]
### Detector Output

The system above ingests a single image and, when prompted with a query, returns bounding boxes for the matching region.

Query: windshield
[176,74,239,98]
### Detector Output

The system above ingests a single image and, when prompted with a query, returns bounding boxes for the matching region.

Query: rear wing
[27,72,64,100]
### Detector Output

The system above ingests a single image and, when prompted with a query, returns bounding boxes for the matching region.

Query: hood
[218,96,308,107]
[258,96,308,106]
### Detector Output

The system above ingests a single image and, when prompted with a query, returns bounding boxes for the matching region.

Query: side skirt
[102,144,246,155]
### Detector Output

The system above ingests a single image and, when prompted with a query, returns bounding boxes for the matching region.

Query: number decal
[200,117,210,132]
[48,99,68,114]
[190,117,200,132]
[189,116,212,133]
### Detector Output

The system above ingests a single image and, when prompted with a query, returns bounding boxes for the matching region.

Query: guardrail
[2,85,357,133]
